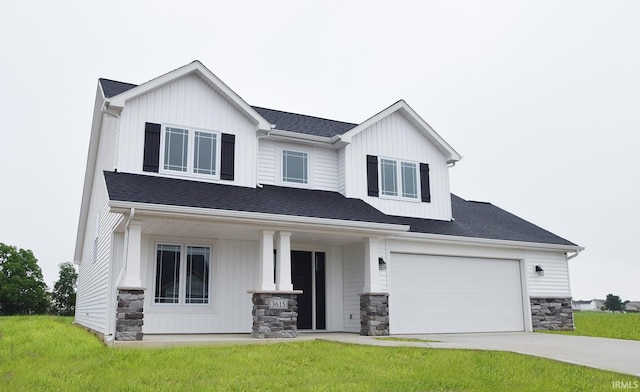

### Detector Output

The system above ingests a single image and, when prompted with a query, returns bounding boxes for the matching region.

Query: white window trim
[278,147,312,188]
[159,124,221,180]
[152,242,213,308]
[378,156,421,202]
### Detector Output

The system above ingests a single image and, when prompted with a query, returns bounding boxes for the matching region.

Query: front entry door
[291,251,326,330]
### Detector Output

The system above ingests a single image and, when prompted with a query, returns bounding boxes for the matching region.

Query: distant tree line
[0,242,77,316]
[602,294,630,313]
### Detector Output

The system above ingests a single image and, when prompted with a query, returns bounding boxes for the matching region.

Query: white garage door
[389,254,525,334]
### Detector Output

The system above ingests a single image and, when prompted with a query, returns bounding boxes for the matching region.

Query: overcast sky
[1,1,638,301]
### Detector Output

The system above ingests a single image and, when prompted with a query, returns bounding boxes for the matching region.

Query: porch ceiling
[114,215,371,247]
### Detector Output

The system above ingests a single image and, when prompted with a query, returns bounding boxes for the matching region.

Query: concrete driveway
[388,332,640,377]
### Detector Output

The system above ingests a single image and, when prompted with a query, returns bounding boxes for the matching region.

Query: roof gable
[339,100,462,163]
[105,61,271,130]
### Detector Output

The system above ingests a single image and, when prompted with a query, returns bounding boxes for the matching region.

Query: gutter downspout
[107,208,135,345]
[567,249,581,260]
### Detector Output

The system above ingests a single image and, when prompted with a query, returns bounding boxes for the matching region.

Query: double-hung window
[380,158,419,200]
[282,149,309,184]
[154,243,211,305]
[162,125,219,178]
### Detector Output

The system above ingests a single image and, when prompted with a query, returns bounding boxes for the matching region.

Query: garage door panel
[389,254,525,334]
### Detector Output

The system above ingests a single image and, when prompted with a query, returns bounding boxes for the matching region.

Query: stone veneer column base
[116,288,144,341]
[530,297,574,331]
[249,291,302,338]
[360,293,389,336]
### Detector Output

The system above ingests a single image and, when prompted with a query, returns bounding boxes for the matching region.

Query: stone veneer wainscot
[360,293,389,336]
[115,289,144,341]
[530,297,574,331]
[249,291,301,338]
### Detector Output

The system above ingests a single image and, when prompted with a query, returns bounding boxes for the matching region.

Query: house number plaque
[269,299,288,309]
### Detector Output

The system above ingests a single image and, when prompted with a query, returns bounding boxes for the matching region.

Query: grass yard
[545,311,640,341]
[1,317,638,391]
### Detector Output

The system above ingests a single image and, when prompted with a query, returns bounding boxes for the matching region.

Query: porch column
[276,231,293,291]
[363,237,382,293]
[117,219,145,341]
[360,237,389,336]
[259,230,276,290]
[122,219,143,288]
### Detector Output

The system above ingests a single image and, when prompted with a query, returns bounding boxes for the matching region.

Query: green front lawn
[546,312,640,341]
[1,316,637,391]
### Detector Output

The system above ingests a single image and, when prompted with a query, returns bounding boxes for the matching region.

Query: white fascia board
[74,84,107,264]
[109,200,410,235]
[339,100,462,163]
[265,129,344,148]
[395,231,585,253]
[107,60,271,130]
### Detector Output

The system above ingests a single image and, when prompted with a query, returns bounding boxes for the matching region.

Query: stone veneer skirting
[116,289,144,341]
[250,291,301,338]
[530,297,574,331]
[360,293,389,336]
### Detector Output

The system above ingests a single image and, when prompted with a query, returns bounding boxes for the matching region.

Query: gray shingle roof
[98,79,356,137]
[103,171,577,247]
[104,171,402,226]
[99,78,137,98]
[393,195,577,246]
[252,106,357,137]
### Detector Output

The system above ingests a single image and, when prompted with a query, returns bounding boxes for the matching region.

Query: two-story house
[74,61,582,342]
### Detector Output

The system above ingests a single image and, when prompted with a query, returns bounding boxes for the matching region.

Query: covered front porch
[110,205,407,341]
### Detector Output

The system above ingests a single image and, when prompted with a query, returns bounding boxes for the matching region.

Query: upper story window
[380,158,419,200]
[161,125,219,178]
[282,149,309,184]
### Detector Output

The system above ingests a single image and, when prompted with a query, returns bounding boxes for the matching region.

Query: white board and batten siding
[116,73,258,187]
[142,238,258,334]
[343,111,453,220]
[75,115,122,334]
[258,139,339,191]
[342,243,364,333]
[388,253,526,334]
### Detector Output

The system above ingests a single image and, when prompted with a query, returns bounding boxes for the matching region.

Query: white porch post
[259,230,276,290]
[121,219,143,288]
[363,237,382,293]
[276,231,293,291]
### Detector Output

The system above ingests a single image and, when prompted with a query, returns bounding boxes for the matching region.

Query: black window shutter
[220,133,235,180]
[420,163,431,203]
[143,122,161,172]
[366,155,379,197]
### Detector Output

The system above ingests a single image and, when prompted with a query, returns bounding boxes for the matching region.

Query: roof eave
[74,83,108,264]
[108,200,411,235]
[396,231,584,253]
[265,129,345,147]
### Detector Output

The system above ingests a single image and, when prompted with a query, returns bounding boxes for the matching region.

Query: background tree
[0,243,49,315]
[51,262,77,316]
[603,293,629,312]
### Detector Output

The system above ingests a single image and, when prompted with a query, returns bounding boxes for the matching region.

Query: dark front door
[291,251,326,330]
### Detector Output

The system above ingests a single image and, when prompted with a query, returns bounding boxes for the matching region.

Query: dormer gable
[105,60,271,131]
[340,100,461,164]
